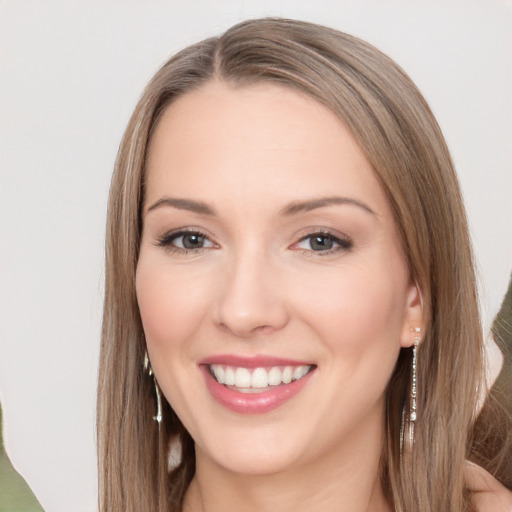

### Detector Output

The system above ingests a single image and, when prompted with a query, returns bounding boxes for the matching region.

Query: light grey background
[1,1,511,510]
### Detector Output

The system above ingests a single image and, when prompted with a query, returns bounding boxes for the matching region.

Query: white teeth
[225,366,236,385]
[235,367,252,388]
[282,366,293,384]
[268,366,282,386]
[251,368,269,388]
[210,364,312,388]
[212,365,225,384]
[293,366,307,380]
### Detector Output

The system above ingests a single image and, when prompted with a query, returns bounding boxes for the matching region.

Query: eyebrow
[145,195,376,217]
[280,196,376,216]
[146,197,216,215]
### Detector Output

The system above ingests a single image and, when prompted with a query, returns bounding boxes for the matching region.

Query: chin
[192,421,309,476]
[203,444,302,476]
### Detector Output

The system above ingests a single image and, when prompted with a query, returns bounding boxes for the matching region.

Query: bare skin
[136,80,511,512]
[466,462,512,512]
[182,462,512,512]
[181,434,392,512]
[138,81,415,512]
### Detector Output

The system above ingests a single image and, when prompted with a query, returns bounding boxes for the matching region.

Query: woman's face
[136,81,422,475]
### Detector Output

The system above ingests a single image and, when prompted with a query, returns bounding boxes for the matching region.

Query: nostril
[216,321,277,339]
[213,263,290,337]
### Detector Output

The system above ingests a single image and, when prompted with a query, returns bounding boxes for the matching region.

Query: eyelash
[155,229,353,255]
[292,231,353,255]
[156,229,216,254]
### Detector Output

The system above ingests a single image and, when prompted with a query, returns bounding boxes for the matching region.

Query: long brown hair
[97,18,511,512]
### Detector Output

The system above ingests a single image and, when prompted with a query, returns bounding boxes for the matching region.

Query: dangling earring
[144,351,163,424]
[410,327,420,424]
[400,327,421,456]
[168,435,183,470]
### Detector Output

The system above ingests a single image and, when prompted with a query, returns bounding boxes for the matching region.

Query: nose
[213,249,290,338]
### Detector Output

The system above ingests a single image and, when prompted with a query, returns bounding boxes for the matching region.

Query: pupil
[183,234,203,249]
[311,235,333,251]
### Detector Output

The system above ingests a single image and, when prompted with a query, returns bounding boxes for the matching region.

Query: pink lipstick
[198,355,316,414]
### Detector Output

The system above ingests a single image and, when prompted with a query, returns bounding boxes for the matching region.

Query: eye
[294,232,353,253]
[173,232,212,249]
[156,230,216,252]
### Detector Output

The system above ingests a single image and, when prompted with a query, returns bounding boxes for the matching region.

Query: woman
[97,18,511,512]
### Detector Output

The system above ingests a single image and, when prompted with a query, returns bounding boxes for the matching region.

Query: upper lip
[198,354,314,368]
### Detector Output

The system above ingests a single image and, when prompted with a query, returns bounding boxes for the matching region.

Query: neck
[182,411,392,512]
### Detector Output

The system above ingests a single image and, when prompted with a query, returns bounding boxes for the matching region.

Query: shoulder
[465,461,512,512]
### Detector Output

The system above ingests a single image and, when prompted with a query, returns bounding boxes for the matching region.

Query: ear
[399,281,424,348]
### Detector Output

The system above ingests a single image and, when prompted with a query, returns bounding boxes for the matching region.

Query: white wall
[1,1,510,510]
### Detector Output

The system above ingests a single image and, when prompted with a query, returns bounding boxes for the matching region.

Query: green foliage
[0,403,44,512]
[492,273,512,412]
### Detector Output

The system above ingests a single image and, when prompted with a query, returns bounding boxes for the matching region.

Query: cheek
[135,259,209,352]
[297,257,409,358]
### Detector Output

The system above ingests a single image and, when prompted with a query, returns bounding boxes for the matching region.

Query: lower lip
[200,365,315,414]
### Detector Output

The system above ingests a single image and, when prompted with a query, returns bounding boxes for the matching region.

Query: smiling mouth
[208,364,315,393]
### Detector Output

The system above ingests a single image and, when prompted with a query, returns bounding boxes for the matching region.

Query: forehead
[144,80,389,217]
